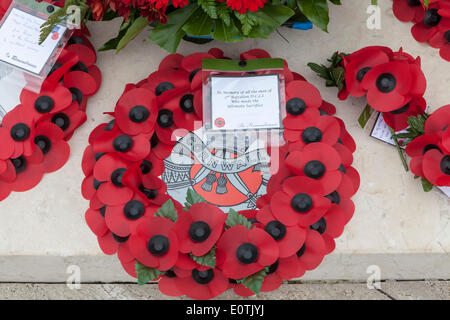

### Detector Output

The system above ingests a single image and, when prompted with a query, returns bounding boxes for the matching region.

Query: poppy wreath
[392,0,450,62]
[81,48,360,300]
[0,0,102,201]
[308,45,450,192]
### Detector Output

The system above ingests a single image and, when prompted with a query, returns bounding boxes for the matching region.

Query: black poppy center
[112,233,129,243]
[139,185,158,200]
[179,94,195,113]
[302,127,323,144]
[51,113,70,131]
[407,0,421,6]
[192,269,214,285]
[123,200,145,220]
[70,61,88,73]
[376,73,397,93]
[68,36,85,46]
[310,217,327,234]
[286,98,306,116]
[291,193,313,213]
[296,243,306,258]
[105,120,115,131]
[356,67,371,82]
[129,105,150,123]
[155,82,175,96]
[34,96,55,114]
[423,144,440,154]
[93,178,104,190]
[424,9,441,27]
[445,30,450,43]
[140,160,153,174]
[34,135,52,154]
[157,109,174,128]
[236,243,258,264]
[11,156,27,173]
[441,155,450,175]
[390,103,410,115]
[147,235,170,255]
[267,260,279,275]
[69,87,83,105]
[111,168,126,187]
[338,164,346,174]
[165,268,176,278]
[189,221,211,243]
[325,190,341,204]
[99,206,106,217]
[10,123,30,141]
[265,221,287,241]
[113,135,133,153]
[189,69,200,82]
[150,134,159,148]
[304,160,326,179]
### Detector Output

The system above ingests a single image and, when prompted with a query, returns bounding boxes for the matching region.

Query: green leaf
[136,261,164,285]
[297,0,330,32]
[116,16,149,52]
[329,0,342,5]
[198,0,218,19]
[155,199,178,222]
[235,12,258,35]
[226,209,252,230]
[423,0,429,8]
[149,3,200,53]
[190,246,216,268]
[371,0,378,5]
[236,268,268,294]
[184,189,206,210]
[213,19,243,42]
[217,4,232,26]
[246,3,295,38]
[182,9,214,36]
[358,104,374,129]
[331,66,345,91]
[421,177,433,192]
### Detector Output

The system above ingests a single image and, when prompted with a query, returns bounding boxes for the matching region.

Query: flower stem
[390,128,409,172]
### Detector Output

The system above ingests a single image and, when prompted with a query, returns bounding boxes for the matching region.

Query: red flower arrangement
[81,48,360,299]
[392,0,450,62]
[309,45,449,192]
[0,1,102,201]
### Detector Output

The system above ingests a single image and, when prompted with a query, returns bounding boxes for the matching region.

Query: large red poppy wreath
[0,1,102,201]
[392,0,450,62]
[81,48,360,299]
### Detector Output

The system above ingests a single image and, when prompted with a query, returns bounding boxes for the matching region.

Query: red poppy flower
[34,122,70,173]
[39,102,87,140]
[429,22,450,61]
[93,125,151,162]
[149,133,174,160]
[20,85,73,122]
[422,149,450,186]
[175,202,227,256]
[142,69,190,98]
[361,61,426,112]
[283,80,322,130]
[85,206,109,237]
[393,0,426,23]
[285,114,340,151]
[115,87,158,136]
[159,90,202,132]
[411,4,449,43]
[158,53,184,71]
[216,225,279,279]
[139,151,165,177]
[425,104,450,135]
[175,267,229,300]
[311,204,347,254]
[285,143,343,194]
[81,145,96,177]
[97,230,131,256]
[105,194,159,237]
[93,153,135,206]
[129,216,179,271]
[10,148,45,192]
[320,100,337,116]
[0,159,15,200]
[289,228,327,272]
[344,46,391,97]
[132,171,169,206]
[382,97,427,131]
[257,205,306,258]
[158,269,184,297]
[1,105,36,158]
[269,176,331,228]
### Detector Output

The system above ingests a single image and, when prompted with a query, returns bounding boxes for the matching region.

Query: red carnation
[285,142,343,194]
[129,216,179,271]
[220,0,268,14]
[175,202,227,256]
[216,225,279,279]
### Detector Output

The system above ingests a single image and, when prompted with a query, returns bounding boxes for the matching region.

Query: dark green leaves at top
[115,16,149,53]
[226,209,252,230]
[297,0,330,32]
[236,268,268,294]
[190,246,216,268]
[136,261,164,285]
[184,188,206,210]
[308,51,348,90]
[155,199,178,222]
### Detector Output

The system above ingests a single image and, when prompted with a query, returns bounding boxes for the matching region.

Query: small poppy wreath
[392,0,450,62]
[0,16,102,201]
[81,48,360,300]
[308,45,450,192]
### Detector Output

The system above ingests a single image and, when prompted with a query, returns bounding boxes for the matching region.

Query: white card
[210,75,282,131]
[0,64,24,122]
[0,8,67,75]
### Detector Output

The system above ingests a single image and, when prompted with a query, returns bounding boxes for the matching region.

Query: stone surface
[0,1,449,283]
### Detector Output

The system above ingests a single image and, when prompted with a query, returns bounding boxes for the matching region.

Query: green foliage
[236,268,268,294]
[308,51,348,90]
[225,209,252,230]
[136,261,164,285]
[184,188,206,210]
[297,0,330,32]
[392,113,429,145]
[421,177,433,192]
[190,246,217,268]
[154,199,178,222]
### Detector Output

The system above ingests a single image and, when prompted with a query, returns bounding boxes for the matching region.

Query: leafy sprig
[190,246,217,268]
[236,267,269,294]
[392,113,429,145]
[308,51,348,90]
[226,209,253,230]
[136,261,164,285]
[154,199,178,222]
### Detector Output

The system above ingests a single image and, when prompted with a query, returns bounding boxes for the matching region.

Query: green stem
[390,128,409,172]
